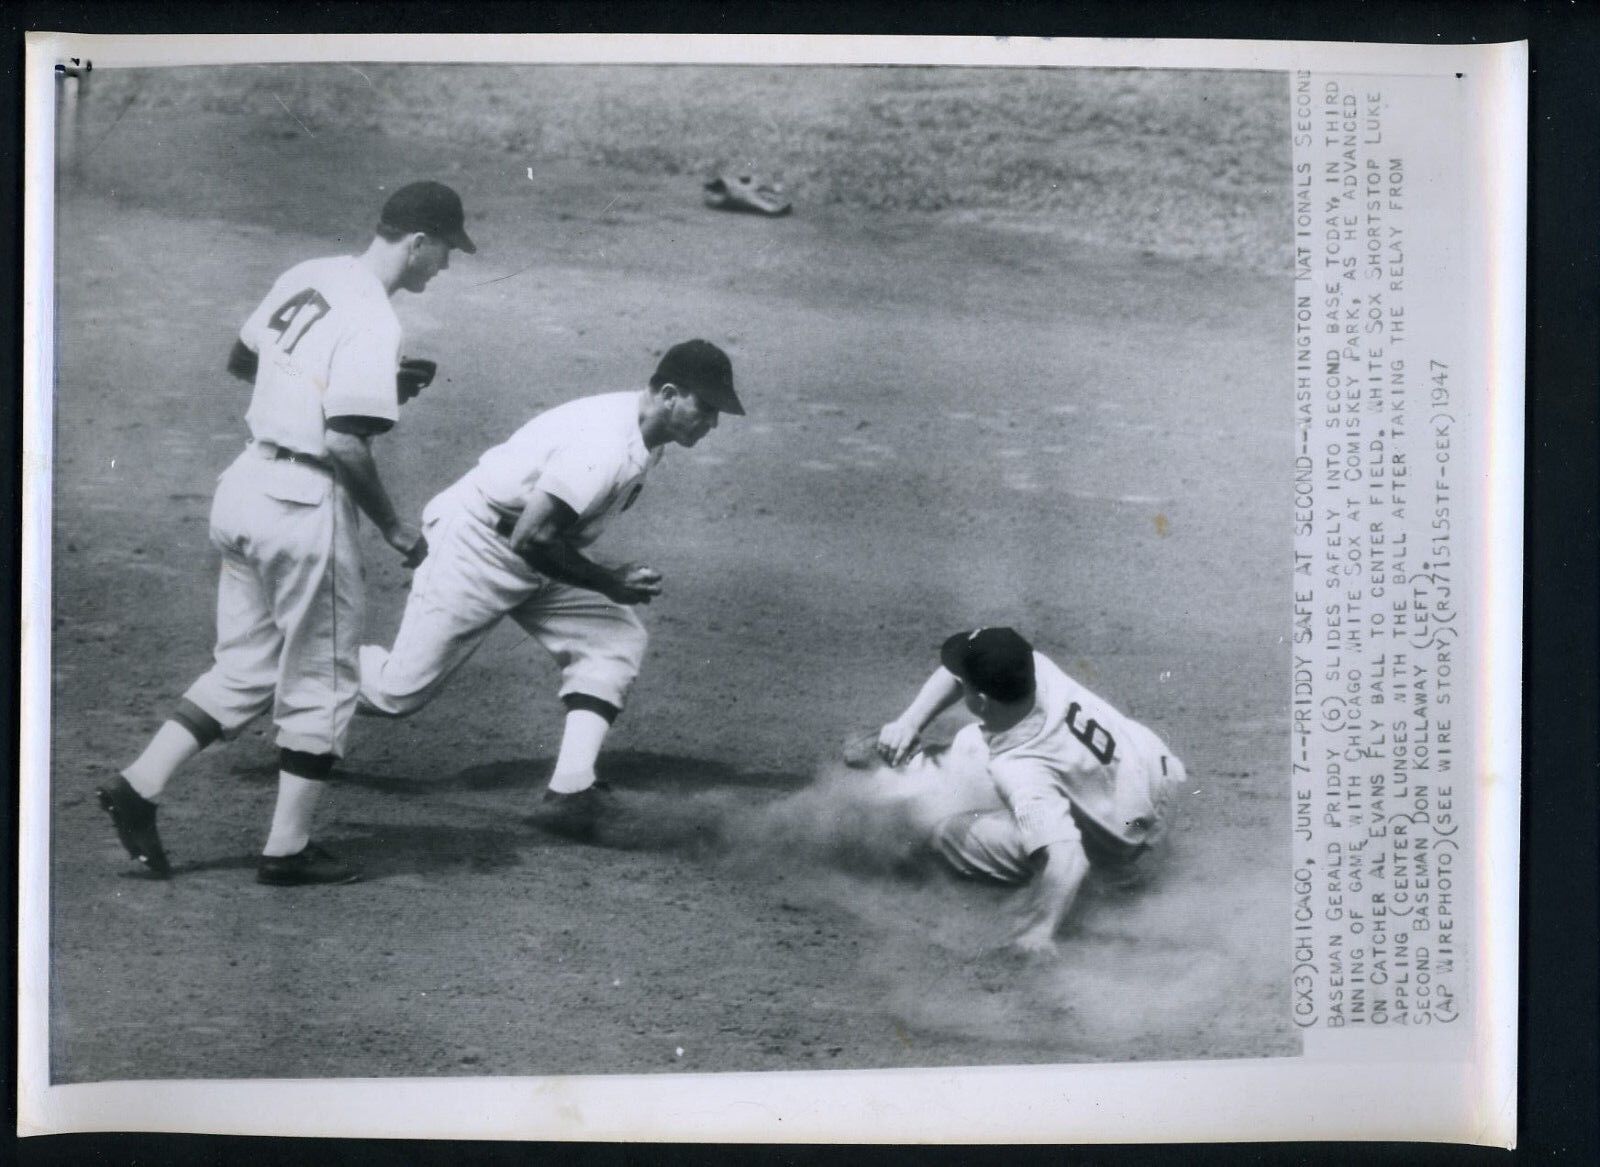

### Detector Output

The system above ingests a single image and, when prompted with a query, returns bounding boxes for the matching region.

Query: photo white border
[18,32,1524,1145]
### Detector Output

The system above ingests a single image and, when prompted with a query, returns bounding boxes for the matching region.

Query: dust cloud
[599,763,1291,1062]
[594,758,993,869]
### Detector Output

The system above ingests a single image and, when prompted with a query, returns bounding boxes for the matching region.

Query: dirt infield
[47,65,1295,1080]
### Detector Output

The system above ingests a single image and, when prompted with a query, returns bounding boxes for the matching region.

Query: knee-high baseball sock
[548,708,612,793]
[122,721,206,801]
[262,773,325,857]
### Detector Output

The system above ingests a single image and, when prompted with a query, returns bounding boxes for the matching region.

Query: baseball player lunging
[869,627,1186,955]
[99,181,476,886]
[357,340,743,838]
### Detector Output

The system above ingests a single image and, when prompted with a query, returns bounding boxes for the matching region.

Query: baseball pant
[933,749,1185,883]
[360,481,648,716]
[183,443,364,757]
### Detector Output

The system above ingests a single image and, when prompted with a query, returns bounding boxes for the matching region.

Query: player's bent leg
[102,697,227,873]
[182,550,283,740]
[102,491,275,874]
[112,545,277,874]
[183,458,295,733]
[358,507,523,717]
[931,809,1035,885]
[1070,801,1171,892]
[547,693,620,793]
[1109,752,1186,887]
[121,699,224,799]
[267,487,364,757]
[520,589,649,713]
[534,699,624,841]
[516,588,645,834]
[257,748,358,886]
[525,694,623,841]
[357,601,501,717]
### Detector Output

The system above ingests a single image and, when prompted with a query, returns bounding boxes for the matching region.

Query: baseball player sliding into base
[357,340,743,838]
[868,627,1186,955]
[99,181,475,886]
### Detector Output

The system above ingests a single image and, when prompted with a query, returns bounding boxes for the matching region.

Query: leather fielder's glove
[397,357,437,402]
[842,728,884,770]
[842,727,949,771]
[703,171,792,217]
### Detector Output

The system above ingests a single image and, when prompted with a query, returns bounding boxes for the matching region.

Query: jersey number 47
[266,288,332,355]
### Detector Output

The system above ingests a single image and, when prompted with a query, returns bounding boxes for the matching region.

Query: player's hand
[400,534,429,569]
[606,563,664,605]
[877,719,921,767]
[386,523,428,568]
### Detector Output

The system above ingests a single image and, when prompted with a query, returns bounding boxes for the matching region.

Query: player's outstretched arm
[879,666,965,765]
[1006,840,1090,956]
[510,491,663,605]
[324,428,426,567]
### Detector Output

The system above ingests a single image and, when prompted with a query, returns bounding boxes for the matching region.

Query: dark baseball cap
[379,181,477,253]
[940,627,1036,702]
[651,339,744,416]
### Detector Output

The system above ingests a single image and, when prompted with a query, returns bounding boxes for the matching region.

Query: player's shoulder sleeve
[536,441,618,516]
[531,406,626,515]
[240,257,342,352]
[238,262,310,352]
[323,293,402,432]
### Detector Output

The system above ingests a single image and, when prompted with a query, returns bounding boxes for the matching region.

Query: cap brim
[690,384,744,416]
[445,227,477,255]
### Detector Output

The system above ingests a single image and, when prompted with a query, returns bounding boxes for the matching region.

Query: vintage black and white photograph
[45,52,1297,1090]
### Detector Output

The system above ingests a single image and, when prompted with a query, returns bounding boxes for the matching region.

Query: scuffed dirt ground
[47,80,1295,1081]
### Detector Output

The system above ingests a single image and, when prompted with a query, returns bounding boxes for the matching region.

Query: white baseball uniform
[182,256,402,757]
[932,653,1186,882]
[360,390,660,717]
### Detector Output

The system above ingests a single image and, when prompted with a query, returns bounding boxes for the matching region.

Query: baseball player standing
[98,181,476,886]
[358,340,743,839]
[872,627,1186,954]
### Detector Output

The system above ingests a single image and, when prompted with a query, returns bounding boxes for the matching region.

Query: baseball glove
[397,357,438,402]
[703,171,792,217]
[842,727,885,769]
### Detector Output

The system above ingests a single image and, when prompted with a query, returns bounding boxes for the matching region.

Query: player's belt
[273,448,331,469]
[254,441,331,471]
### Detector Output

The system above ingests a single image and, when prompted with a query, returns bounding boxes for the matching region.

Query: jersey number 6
[266,288,332,354]
[1066,702,1116,765]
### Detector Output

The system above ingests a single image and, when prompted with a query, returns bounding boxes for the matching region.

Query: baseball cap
[940,627,1036,702]
[379,181,477,253]
[651,339,745,416]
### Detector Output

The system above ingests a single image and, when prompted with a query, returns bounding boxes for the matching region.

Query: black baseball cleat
[256,843,360,887]
[531,782,616,843]
[97,776,171,878]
